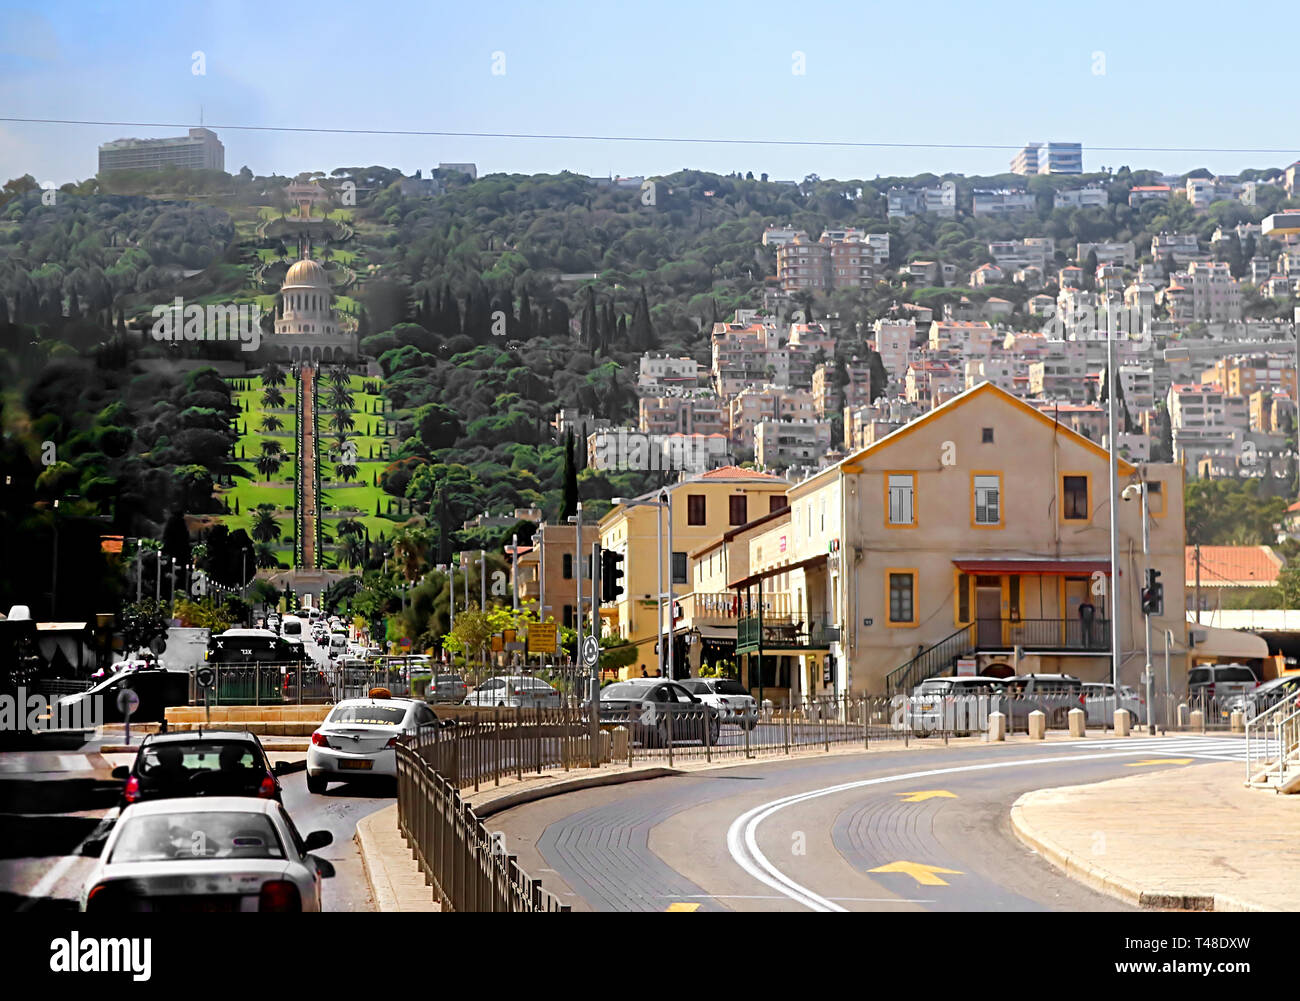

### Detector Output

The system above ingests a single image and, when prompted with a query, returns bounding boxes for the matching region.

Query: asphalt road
[487,735,1253,912]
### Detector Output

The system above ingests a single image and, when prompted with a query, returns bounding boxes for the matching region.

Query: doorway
[976,576,1001,647]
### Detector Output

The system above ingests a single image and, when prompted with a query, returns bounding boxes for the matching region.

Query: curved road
[486,735,1253,912]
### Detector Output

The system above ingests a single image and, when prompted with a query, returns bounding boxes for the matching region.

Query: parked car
[81,797,334,912]
[678,678,757,728]
[1187,664,1259,706]
[586,679,720,747]
[465,675,562,708]
[908,675,1006,736]
[57,666,190,725]
[1224,675,1300,722]
[425,673,469,704]
[1081,682,1147,726]
[1001,674,1086,729]
[113,730,287,807]
[306,695,448,793]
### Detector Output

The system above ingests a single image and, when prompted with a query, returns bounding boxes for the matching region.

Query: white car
[678,678,758,728]
[306,696,445,793]
[1082,682,1147,725]
[465,676,562,708]
[80,797,333,912]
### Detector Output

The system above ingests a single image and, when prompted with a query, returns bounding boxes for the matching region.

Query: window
[888,572,916,625]
[729,495,748,526]
[770,495,788,513]
[887,473,915,526]
[563,605,574,629]
[973,474,1001,526]
[562,554,573,579]
[982,427,995,443]
[687,495,707,526]
[1147,480,1165,516]
[1062,475,1090,520]
[672,552,687,585]
[1008,575,1021,622]
[956,572,972,624]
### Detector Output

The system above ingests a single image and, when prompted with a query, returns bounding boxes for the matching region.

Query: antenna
[199,104,204,126]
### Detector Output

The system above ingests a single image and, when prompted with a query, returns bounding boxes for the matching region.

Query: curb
[1009,796,1268,912]
[355,807,402,913]
[469,767,680,818]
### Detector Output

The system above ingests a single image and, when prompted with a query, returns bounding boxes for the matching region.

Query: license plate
[922,704,934,711]
[339,759,373,770]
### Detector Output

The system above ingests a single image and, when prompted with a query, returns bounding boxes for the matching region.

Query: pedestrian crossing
[1046,735,1271,762]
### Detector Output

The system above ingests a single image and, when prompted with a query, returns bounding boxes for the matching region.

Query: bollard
[762,698,774,720]
[1027,709,1046,740]
[1177,703,1190,728]
[1113,708,1131,737]
[1230,710,1245,734]
[1068,707,1086,737]
[1189,708,1204,731]
[612,725,629,762]
[988,711,1006,741]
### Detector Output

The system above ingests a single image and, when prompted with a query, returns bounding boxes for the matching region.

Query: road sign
[956,657,977,676]
[116,688,140,716]
[528,623,557,653]
[581,635,600,668]
[196,667,214,689]
[150,635,167,655]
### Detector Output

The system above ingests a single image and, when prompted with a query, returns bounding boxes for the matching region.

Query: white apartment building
[887,185,955,219]
[1172,262,1243,323]
[754,420,833,470]
[1028,342,1090,402]
[761,226,802,247]
[729,385,817,452]
[638,354,702,391]
[927,319,997,355]
[1053,185,1107,209]
[988,238,1055,271]
[1151,232,1203,267]
[1077,242,1136,268]
[971,190,1036,217]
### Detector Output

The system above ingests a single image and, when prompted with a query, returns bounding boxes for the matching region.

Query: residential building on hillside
[1077,241,1136,267]
[871,319,917,386]
[988,238,1055,271]
[639,394,728,437]
[812,359,874,417]
[1200,353,1297,400]
[970,263,1005,287]
[887,185,955,219]
[754,420,833,470]
[1011,143,1043,175]
[728,385,816,452]
[928,319,997,355]
[844,399,922,451]
[637,354,702,391]
[98,127,225,173]
[1041,142,1083,174]
[1128,185,1171,206]
[1151,232,1203,267]
[971,190,1036,217]
[587,428,731,474]
[1054,185,1107,209]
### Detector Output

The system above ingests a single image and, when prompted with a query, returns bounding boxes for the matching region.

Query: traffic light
[1141,568,1163,615]
[601,548,625,602]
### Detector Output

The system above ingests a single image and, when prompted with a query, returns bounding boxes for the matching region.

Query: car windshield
[678,681,708,694]
[1215,667,1257,683]
[601,683,649,700]
[110,811,285,863]
[137,742,259,777]
[327,704,408,725]
[713,680,749,696]
[919,681,952,695]
[1188,669,1212,685]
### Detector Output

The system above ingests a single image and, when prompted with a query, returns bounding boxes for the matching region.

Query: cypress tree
[562,431,578,518]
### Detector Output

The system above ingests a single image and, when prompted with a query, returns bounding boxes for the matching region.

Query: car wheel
[307,774,328,795]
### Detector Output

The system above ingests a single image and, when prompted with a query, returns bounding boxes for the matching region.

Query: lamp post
[1105,302,1122,695]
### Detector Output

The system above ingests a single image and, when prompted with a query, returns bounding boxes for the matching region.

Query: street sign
[581,635,600,668]
[116,688,139,716]
[956,658,977,677]
[196,667,214,689]
[528,623,557,653]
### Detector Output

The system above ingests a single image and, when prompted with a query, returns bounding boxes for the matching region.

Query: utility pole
[665,489,676,681]
[1194,543,1202,625]
[590,541,601,765]
[575,502,584,679]
[480,549,487,612]
[1139,479,1155,735]
[1106,303,1122,693]
[135,541,142,603]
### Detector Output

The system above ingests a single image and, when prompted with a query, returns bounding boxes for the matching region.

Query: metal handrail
[885,624,975,694]
[1245,696,1300,788]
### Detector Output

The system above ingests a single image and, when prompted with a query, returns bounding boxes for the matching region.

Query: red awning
[952,558,1112,575]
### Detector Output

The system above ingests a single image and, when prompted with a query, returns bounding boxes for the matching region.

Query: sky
[1,0,1297,188]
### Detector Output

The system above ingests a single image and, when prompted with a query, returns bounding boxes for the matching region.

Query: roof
[1186,546,1283,587]
[695,465,785,481]
[121,796,279,818]
[143,730,265,745]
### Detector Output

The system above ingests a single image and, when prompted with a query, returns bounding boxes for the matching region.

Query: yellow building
[598,466,790,678]
[731,382,1188,698]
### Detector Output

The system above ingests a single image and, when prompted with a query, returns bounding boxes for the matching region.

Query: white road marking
[726,746,1201,912]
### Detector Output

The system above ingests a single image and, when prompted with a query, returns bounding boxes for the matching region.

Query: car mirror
[303,830,333,852]
[111,765,130,780]
[310,855,336,878]
[272,761,291,775]
[438,718,458,729]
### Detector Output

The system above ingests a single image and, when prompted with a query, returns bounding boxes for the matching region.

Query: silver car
[466,675,562,708]
[1082,682,1147,725]
[678,678,758,728]
[1224,676,1300,722]
[81,797,334,912]
[908,676,1006,736]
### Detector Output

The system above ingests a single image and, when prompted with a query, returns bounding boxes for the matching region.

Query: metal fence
[395,736,570,912]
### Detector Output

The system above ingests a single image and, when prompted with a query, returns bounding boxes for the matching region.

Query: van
[327,633,348,659]
[1002,674,1085,729]
[1187,663,1258,701]
[280,615,304,640]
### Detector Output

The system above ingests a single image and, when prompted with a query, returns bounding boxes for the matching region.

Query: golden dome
[283,258,329,289]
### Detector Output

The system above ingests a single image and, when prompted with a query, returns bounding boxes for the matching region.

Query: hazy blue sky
[2,0,1296,186]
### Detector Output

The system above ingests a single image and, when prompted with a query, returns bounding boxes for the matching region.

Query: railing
[1245,697,1300,790]
[735,615,838,652]
[395,735,570,912]
[885,624,975,694]
[979,617,1112,652]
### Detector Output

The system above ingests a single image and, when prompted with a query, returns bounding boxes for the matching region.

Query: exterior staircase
[885,624,976,695]
[1245,700,1300,793]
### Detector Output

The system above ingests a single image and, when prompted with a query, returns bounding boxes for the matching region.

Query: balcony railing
[736,615,839,653]
[975,617,1112,653]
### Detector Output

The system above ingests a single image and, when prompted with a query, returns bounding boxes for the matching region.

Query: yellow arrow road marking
[666,902,701,911]
[895,790,957,803]
[868,861,964,886]
[1125,758,1193,767]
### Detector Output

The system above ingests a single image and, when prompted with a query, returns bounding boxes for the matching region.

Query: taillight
[385,736,398,748]
[123,775,140,803]
[86,883,119,910]
[258,773,276,798]
[311,731,331,748]
[1206,684,1216,696]
[258,880,302,912]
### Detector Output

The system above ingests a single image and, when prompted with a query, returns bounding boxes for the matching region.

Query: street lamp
[613,494,669,678]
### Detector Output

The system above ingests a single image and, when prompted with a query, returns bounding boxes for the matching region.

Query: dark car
[114,730,289,807]
[57,665,190,725]
[585,679,720,747]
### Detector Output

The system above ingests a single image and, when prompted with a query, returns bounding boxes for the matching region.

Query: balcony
[975,617,1111,654]
[737,615,839,654]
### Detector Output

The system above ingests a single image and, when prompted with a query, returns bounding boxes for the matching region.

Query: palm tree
[250,504,282,543]
[261,362,287,388]
[327,384,354,411]
[336,518,363,538]
[329,410,355,433]
[254,542,281,569]
[255,450,283,481]
[335,462,358,483]
[260,414,284,433]
[261,386,285,410]
[391,524,432,581]
[339,535,365,569]
[328,366,350,389]
[260,439,283,459]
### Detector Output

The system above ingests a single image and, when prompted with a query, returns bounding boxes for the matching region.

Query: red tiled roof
[697,465,784,481]
[1185,546,1283,587]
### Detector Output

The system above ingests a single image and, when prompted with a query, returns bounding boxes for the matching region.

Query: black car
[114,730,289,807]
[586,679,720,747]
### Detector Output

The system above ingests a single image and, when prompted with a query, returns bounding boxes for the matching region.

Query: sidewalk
[1012,762,1300,911]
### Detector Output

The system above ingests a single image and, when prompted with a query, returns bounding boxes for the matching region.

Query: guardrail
[1245,698,1300,790]
[395,735,570,912]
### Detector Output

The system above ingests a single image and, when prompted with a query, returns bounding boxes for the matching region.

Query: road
[486,735,1256,912]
